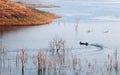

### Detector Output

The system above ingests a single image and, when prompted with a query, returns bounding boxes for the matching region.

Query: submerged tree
[37,51,46,75]
[49,38,65,55]
[17,49,28,75]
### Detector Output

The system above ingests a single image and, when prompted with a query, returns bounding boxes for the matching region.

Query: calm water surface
[0,1,120,75]
[1,1,120,50]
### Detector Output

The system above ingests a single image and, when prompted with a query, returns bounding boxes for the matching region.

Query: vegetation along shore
[0,0,60,26]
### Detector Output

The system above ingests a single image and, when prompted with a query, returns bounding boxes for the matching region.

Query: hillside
[0,0,60,26]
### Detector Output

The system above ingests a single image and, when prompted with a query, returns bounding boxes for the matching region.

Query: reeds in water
[37,51,46,75]
[1,38,120,75]
[16,49,28,75]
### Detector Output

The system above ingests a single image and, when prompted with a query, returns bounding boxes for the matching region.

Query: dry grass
[0,0,60,26]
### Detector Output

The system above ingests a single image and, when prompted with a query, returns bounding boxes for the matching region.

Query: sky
[12,0,120,2]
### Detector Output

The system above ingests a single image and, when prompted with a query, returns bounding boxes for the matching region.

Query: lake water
[0,0,120,75]
[1,1,120,49]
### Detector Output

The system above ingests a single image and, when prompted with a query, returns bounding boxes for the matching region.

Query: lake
[0,0,120,75]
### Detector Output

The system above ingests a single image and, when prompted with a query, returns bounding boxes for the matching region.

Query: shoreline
[0,1,60,26]
[0,18,56,26]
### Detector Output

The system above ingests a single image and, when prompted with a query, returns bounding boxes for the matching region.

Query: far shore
[22,3,60,8]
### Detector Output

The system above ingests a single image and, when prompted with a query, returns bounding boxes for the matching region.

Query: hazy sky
[12,0,120,3]
[79,0,118,1]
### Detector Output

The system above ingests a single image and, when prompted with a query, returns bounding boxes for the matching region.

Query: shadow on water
[0,26,32,36]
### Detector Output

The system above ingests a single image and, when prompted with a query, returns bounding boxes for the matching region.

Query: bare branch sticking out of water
[49,37,66,55]
[16,49,28,75]
[38,51,46,75]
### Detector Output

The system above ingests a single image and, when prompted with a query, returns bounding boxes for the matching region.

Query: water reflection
[0,26,32,36]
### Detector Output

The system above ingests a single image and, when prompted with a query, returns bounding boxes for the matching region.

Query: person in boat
[80,41,88,46]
